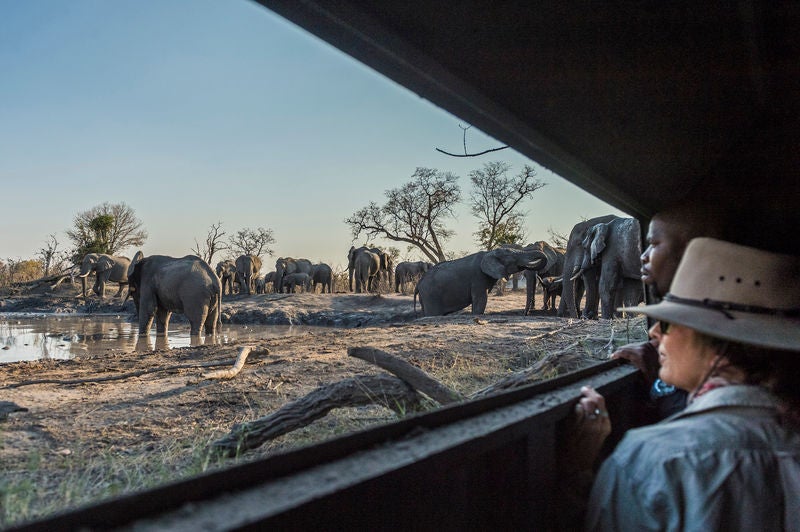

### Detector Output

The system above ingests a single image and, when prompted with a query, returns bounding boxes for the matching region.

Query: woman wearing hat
[572,238,800,530]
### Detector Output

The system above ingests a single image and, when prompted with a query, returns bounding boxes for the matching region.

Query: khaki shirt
[586,385,800,531]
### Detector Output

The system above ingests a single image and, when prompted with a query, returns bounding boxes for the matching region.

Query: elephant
[349,247,381,293]
[536,275,563,312]
[558,215,621,318]
[282,272,312,293]
[310,263,333,293]
[275,257,313,294]
[263,271,277,293]
[235,254,262,296]
[215,259,238,296]
[126,251,221,336]
[569,217,644,319]
[414,247,549,316]
[508,242,565,315]
[77,253,131,298]
[394,261,433,293]
[348,246,393,292]
[254,274,265,294]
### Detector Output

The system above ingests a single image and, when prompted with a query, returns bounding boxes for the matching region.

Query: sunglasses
[659,320,671,334]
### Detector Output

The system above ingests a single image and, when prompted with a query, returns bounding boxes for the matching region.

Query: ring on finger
[593,408,609,418]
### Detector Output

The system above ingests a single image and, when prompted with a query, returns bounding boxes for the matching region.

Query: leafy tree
[66,202,147,262]
[469,162,546,249]
[345,167,461,263]
[228,227,275,258]
[0,258,44,285]
[192,222,228,264]
[474,217,526,249]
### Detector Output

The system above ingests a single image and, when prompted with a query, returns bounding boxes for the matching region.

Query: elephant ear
[539,245,559,274]
[480,251,508,280]
[97,256,114,272]
[590,223,610,263]
[128,251,144,278]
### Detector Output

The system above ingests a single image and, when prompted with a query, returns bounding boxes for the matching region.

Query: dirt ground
[0,282,648,526]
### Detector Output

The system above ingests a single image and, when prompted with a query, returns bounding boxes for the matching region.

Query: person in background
[576,237,800,530]
[612,202,731,421]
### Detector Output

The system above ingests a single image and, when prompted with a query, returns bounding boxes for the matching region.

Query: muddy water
[0,314,309,363]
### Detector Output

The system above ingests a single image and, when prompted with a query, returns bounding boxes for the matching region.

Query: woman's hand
[611,339,661,388]
[560,385,612,475]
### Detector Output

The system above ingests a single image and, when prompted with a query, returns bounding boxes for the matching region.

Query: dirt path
[0,286,648,526]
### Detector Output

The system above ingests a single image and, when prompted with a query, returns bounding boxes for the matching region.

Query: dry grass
[0,288,649,527]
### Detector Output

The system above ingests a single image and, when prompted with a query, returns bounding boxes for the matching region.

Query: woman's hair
[698,333,800,428]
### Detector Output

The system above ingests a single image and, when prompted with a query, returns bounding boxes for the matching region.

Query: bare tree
[345,167,461,263]
[435,124,509,158]
[229,227,276,258]
[547,226,569,249]
[470,162,546,249]
[192,222,228,264]
[65,202,147,261]
[38,234,63,276]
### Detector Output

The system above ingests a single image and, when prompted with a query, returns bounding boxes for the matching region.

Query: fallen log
[471,343,586,398]
[348,347,465,404]
[210,374,421,457]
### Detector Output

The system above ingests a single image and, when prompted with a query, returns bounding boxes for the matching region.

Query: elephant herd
[413,214,644,318]
[75,214,646,336]
[214,256,333,296]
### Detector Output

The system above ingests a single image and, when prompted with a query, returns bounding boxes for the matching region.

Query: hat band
[663,294,800,320]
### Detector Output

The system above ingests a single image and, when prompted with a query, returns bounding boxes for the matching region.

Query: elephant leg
[139,313,155,335]
[471,287,489,315]
[155,308,171,335]
[206,303,219,335]
[574,278,585,317]
[524,271,535,315]
[114,283,125,297]
[600,272,622,320]
[188,306,209,336]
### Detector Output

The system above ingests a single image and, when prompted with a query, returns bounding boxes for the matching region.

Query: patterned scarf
[688,375,732,403]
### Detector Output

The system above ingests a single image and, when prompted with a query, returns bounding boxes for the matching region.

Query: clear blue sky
[0,0,626,270]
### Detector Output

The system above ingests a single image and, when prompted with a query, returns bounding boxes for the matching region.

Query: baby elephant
[282,272,311,293]
[537,275,563,312]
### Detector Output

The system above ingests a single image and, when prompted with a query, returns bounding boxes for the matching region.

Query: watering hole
[0,314,310,363]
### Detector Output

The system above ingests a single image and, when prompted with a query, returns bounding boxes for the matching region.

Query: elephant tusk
[77,271,90,278]
[570,269,583,282]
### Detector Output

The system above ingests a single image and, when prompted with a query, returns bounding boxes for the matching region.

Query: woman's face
[649,321,718,391]
[640,217,684,298]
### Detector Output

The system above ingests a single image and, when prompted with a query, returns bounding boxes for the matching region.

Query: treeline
[3,161,570,289]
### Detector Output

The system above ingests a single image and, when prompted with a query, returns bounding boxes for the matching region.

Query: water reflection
[0,314,307,363]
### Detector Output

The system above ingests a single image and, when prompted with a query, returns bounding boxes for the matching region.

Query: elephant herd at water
[74,214,645,335]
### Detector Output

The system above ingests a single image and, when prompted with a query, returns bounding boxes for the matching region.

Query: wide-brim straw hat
[620,237,800,351]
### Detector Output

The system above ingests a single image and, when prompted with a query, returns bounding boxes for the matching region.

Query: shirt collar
[670,385,779,421]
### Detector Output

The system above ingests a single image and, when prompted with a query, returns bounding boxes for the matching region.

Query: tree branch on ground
[470,162,547,249]
[210,374,422,457]
[192,222,228,264]
[344,167,461,263]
